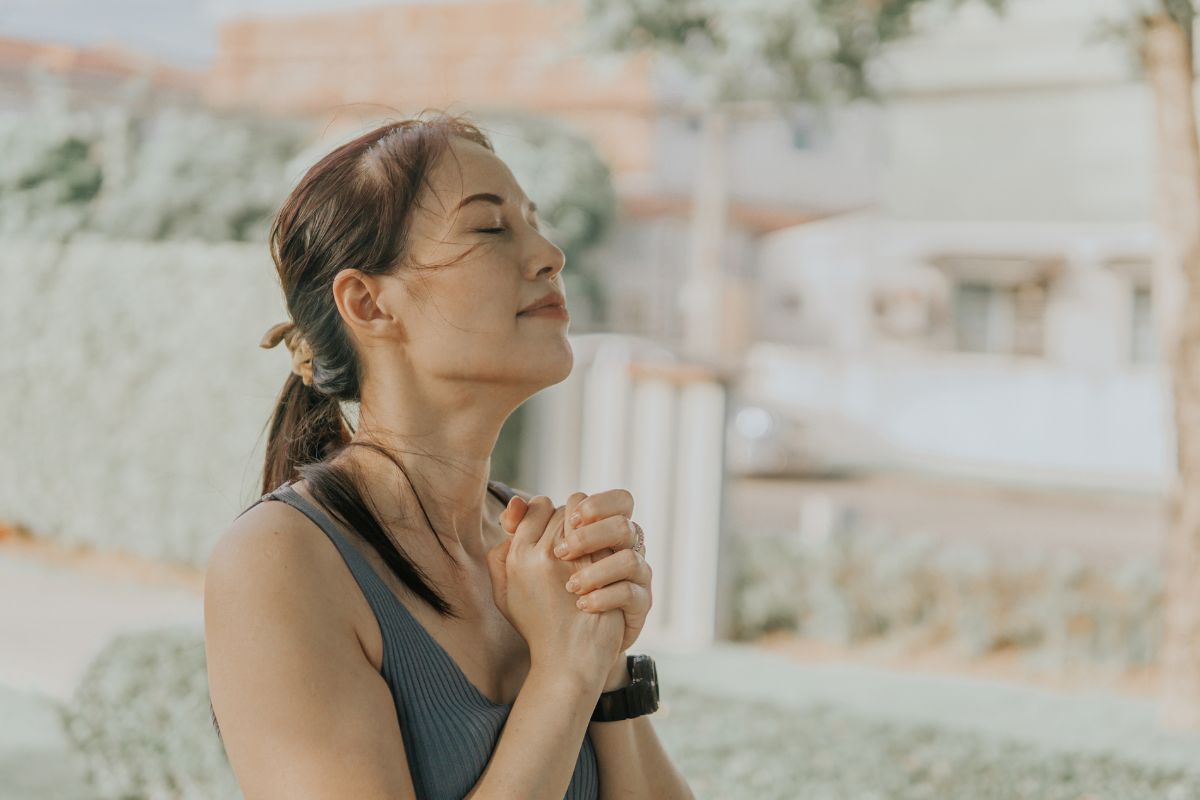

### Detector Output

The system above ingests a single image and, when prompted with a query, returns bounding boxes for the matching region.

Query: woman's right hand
[485,493,624,684]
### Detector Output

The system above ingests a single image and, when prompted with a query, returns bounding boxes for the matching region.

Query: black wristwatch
[591,654,659,722]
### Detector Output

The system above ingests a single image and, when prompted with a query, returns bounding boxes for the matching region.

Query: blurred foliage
[58,625,241,800]
[0,77,620,304]
[662,687,1200,799]
[734,523,1164,670]
[0,75,312,242]
[570,0,1007,108]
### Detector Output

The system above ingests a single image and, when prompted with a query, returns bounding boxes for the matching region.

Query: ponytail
[260,371,351,496]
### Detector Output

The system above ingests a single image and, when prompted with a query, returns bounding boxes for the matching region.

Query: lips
[518,290,566,315]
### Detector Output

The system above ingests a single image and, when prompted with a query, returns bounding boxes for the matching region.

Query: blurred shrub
[57,625,241,800]
[0,76,311,242]
[0,78,620,309]
[660,688,1200,800]
[733,524,1165,669]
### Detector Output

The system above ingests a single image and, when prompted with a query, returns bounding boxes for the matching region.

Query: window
[931,254,1058,357]
[1131,285,1156,364]
[951,280,1046,356]
[778,290,803,314]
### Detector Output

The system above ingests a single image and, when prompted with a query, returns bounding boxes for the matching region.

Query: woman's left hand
[500,489,652,654]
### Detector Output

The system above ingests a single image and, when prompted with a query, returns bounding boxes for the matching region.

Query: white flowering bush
[0,75,310,243]
[57,625,241,800]
[657,686,1200,799]
[733,526,1165,668]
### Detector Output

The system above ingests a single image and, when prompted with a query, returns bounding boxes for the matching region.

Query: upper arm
[204,508,417,800]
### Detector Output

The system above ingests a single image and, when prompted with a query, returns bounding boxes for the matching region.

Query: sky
[0,0,473,68]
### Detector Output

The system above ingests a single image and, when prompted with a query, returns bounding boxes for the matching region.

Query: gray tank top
[236,479,600,800]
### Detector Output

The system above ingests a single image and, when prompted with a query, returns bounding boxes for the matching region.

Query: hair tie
[260,321,314,387]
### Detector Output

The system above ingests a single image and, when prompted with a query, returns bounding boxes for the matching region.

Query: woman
[203,113,693,800]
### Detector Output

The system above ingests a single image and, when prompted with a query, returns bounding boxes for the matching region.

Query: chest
[347,526,531,707]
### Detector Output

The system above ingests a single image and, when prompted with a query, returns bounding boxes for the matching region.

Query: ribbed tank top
[236,479,600,800]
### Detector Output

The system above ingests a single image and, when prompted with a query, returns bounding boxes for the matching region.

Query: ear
[332,268,401,343]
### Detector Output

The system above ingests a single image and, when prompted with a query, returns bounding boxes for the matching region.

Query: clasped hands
[499,489,652,655]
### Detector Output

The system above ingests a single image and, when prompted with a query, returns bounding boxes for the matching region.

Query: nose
[527,236,566,281]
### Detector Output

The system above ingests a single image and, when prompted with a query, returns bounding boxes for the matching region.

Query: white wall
[744,342,1173,492]
[878,0,1160,222]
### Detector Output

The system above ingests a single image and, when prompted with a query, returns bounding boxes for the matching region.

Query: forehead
[421,137,527,218]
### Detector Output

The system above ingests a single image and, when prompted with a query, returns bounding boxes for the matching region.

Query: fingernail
[569,511,581,528]
[576,596,588,610]
[554,541,568,557]
[565,577,580,593]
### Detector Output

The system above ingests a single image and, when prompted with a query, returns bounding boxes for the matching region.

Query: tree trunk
[1144,9,1200,731]
[681,105,728,363]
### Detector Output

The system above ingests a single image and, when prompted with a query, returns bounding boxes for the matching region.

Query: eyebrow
[455,192,538,214]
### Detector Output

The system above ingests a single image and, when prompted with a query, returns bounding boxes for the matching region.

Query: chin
[532,337,574,387]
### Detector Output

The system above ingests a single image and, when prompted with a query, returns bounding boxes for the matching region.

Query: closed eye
[474,227,507,234]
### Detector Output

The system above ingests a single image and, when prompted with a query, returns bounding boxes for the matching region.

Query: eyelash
[474,218,541,236]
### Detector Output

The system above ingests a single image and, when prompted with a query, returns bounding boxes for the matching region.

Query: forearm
[466,663,603,800]
[589,654,695,800]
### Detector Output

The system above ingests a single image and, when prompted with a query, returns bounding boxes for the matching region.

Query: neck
[339,377,528,564]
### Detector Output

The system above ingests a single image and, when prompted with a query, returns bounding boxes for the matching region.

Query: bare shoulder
[204,502,418,799]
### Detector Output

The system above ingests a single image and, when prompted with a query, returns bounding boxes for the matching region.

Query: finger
[552,494,590,556]
[500,495,527,534]
[538,504,567,554]
[559,514,638,560]
[566,488,634,533]
[510,495,556,552]
[574,579,650,613]
[565,548,648,597]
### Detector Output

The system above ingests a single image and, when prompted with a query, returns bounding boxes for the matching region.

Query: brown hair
[265,109,504,607]
[212,111,505,745]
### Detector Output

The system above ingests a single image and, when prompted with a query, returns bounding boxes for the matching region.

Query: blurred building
[747,0,1169,492]
[203,0,1167,491]
[0,36,201,112]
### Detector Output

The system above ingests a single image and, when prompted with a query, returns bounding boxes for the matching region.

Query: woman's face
[349,135,573,395]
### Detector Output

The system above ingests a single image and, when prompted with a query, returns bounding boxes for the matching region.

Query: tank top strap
[266,482,395,598]
[231,478,521,601]
[485,479,520,507]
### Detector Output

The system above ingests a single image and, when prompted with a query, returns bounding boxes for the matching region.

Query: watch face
[632,656,659,703]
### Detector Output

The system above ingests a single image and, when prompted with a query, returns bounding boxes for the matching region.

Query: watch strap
[591,654,659,722]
